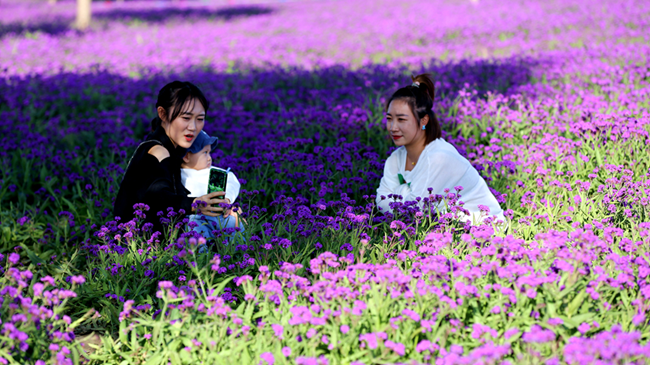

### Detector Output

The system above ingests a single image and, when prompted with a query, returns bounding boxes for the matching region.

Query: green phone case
[208,167,228,194]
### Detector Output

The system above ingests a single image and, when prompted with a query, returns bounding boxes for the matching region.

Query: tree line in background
[46,0,115,29]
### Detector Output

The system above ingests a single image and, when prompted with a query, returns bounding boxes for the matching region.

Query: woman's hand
[193,192,231,217]
[222,197,232,217]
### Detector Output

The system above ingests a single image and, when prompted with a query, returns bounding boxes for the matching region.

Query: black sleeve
[142,154,196,216]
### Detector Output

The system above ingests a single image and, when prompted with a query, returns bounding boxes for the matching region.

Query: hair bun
[410,74,435,100]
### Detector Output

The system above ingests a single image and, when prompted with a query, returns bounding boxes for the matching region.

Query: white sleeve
[376,154,401,213]
[225,172,241,204]
[403,151,469,211]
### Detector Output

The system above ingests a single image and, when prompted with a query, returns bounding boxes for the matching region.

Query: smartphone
[208,167,228,195]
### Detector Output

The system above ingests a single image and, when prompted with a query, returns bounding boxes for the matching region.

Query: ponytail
[386,73,442,145]
[411,74,435,101]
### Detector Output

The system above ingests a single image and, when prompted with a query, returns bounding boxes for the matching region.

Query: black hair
[151,81,210,132]
[385,73,441,145]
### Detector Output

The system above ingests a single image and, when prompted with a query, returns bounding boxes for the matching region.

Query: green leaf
[210,276,235,296]
[20,244,45,265]
[556,281,583,301]
[566,291,587,317]
[594,145,604,166]
[145,353,165,365]
[119,320,128,345]
[170,351,182,365]
[562,313,594,329]
[243,301,255,323]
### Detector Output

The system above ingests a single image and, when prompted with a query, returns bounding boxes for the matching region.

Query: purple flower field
[1,0,650,364]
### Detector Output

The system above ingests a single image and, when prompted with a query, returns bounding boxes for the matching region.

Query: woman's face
[386,99,427,147]
[160,98,206,149]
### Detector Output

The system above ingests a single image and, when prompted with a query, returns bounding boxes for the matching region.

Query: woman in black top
[113,81,225,234]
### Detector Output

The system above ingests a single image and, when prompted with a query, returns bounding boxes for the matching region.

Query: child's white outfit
[180,167,244,250]
[376,138,505,224]
[181,167,240,204]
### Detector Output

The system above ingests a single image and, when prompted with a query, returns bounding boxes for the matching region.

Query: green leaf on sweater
[397,174,411,187]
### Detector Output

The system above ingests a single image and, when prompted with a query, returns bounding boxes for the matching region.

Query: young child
[180,130,243,251]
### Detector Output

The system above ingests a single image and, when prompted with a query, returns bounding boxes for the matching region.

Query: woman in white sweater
[376,74,505,225]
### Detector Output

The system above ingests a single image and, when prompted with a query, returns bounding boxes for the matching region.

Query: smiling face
[160,98,206,149]
[386,99,428,147]
[182,143,212,170]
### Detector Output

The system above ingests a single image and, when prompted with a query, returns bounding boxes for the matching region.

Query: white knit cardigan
[376,138,505,224]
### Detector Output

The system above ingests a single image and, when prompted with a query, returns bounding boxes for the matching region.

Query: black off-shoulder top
[112,126,195,234]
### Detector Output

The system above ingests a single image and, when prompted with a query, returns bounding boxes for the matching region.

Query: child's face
[182,144,212,170]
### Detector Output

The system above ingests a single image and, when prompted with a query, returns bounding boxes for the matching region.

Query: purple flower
[402,308,420,322]
[260,352,274,365]
[296,357,318,365]
[158,281,173,290]
[523,325,556,343]
[504,328,520,340]
[340,243,354,252]
[71,275,85,285]
[351,300,366,315]
[525,288,537,299]
[272,324,284,339]
[573,195,582,205]
[41,276,56,286]
[385,340,405,356]
[633,313,646,326]
[416,340,434,353]
[8,253,20,265]
[236,275,253,286]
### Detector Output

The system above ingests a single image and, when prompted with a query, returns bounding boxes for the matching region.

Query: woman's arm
[143,155,195,215]
[376,154,401,213]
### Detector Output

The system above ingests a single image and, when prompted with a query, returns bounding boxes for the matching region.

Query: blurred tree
[48,0,57,4]
[76,0,91,29]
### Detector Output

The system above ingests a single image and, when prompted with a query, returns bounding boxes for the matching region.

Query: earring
[422,125,426,130]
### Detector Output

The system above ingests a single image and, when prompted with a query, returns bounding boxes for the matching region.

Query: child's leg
[189,215,213,237]
[188,215,213,253]
[211,214,246,247]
